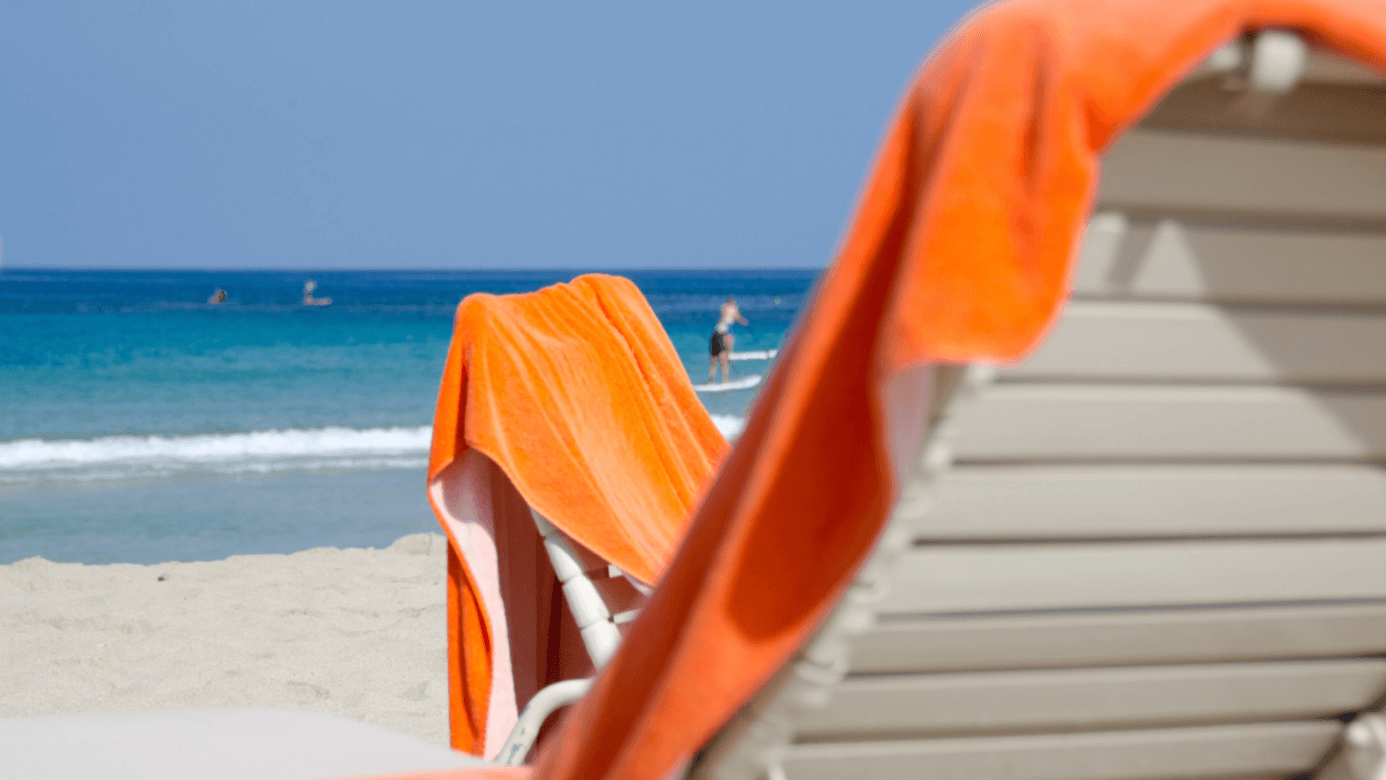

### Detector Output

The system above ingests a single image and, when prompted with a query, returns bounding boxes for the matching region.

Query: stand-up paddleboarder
[708,298,748,384]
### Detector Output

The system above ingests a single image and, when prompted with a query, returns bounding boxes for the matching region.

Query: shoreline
[0,533,452,746]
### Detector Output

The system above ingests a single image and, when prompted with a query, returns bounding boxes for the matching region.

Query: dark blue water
[0,268,818,563]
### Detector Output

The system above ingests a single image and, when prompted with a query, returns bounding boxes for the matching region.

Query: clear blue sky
[0,1,980,269]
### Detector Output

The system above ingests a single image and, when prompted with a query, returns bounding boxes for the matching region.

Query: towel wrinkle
[584,280,700,567]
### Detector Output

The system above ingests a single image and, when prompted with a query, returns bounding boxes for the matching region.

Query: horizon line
[1,264,828,273]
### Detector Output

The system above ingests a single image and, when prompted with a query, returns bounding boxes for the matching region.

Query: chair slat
[780,721,1341,780]
[1072,215,1386,305]
[852,603,1386,674]
[1007,301,1386,384]
[882,538,1386,614]
[795,659,1386,740]
[911,464,1386,540]
[1138,79,1386,146]
[952,384,1386,461]
[1096,129,1386,222]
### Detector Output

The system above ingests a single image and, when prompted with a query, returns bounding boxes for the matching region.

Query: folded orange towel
[518,2,1386,780]
[427,274,727,758]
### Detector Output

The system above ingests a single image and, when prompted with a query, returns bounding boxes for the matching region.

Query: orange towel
[426,274,727,758]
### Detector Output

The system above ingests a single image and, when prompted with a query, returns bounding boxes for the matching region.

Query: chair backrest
[691,37,1386,780]
[493,512,651,766]
[531,510,649,670]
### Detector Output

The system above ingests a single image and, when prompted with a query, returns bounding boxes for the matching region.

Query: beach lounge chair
[425,274,727,762]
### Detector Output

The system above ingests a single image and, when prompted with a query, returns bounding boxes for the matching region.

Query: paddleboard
[728,349,778,361]
[693,374,763,392]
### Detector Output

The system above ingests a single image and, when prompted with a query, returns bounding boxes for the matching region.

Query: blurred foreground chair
[686,25,1386,780]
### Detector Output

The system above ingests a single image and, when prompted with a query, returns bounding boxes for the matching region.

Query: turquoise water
[0,269,817,564]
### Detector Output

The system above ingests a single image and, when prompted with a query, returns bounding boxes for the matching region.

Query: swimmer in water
[708,297,748,384]
[302,280,332,306]
[207,289,227,304]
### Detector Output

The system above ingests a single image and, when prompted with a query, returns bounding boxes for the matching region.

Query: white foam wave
[2,415,752,484]
[0,426,432,484]
[711,414,746,441]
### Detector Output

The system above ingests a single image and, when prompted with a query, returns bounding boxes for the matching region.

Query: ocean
[0,268,818,565]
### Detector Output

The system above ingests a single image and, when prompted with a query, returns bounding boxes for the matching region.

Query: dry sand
[0,533,453,746]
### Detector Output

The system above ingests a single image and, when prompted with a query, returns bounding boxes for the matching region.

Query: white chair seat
[0,707,485,780]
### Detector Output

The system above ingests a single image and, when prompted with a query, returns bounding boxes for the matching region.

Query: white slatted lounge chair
[689,34,1386,780]
[496,511,650,765]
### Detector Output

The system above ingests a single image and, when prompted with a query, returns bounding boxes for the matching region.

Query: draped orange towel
[375,1,1386,779]
[426,274,727,759]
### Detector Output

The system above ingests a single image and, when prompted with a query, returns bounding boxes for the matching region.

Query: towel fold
[427,274,727,758]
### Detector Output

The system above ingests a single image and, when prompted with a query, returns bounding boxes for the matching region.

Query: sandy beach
[0,533,452,746]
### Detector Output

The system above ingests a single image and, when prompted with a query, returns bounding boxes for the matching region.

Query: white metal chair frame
[496,509,650,765]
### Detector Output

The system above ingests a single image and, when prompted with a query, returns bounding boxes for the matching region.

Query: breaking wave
[2,414,752,485]
[0,426,432,484]
[2,410,759,482]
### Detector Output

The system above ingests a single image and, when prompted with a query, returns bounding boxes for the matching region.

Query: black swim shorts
[709,331,726,357]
